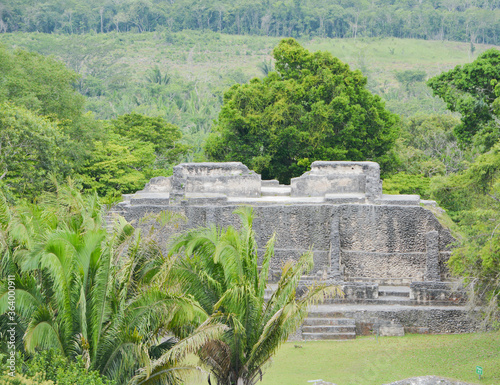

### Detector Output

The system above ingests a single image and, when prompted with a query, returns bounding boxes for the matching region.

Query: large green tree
[0,44,85,122]
[77,113,189,198]
[0,44,110,193]
[427,48,500,150]
[205,38,399,183]
[76,133,157,197]
[111,112,189,169]
[0,103,71,198]
[430,143,500,324]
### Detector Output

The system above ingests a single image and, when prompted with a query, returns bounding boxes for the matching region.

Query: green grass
[2,31,497,122]
[259,333,500,385]
[186,332,500,385]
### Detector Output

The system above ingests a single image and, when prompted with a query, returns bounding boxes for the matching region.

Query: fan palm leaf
[0,185,213,385]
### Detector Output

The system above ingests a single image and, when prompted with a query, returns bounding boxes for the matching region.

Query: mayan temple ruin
[110,161,479,339]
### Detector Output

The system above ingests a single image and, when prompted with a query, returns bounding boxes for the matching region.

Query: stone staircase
[302,313,356,340]
[264,283,357,340]
[266,280,476,341]
[103,209,125,233]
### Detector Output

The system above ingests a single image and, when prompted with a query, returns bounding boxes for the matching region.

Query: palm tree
[166,207,340,385]
[0,182,223,385]
[257,59,274,76]
[146,65,171,85]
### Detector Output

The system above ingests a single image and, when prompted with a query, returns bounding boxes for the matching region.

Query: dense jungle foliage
[1,0,500,44]
[0,11,499,382]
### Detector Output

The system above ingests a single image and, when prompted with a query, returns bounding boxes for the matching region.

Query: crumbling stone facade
[112,161,480,336]
[114,161,454,285]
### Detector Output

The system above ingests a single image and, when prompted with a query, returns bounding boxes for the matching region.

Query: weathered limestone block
[425,231,440,281]
[410,282,466,304]
[129,193,170,206]
[342,282,379,299]
[325,193,365,204]
[379,322,405,336]
[142,176,172,192]
[290,161,382,200]
[171,162,261,199]
[374,194,420,206]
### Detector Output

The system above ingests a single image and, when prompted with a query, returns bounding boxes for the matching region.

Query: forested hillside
[1,31,495,161]
[1,0,499,44]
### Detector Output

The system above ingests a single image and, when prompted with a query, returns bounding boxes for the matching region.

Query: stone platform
[277,281,476,340]
[110,161,480,337]
[112,161,454,285]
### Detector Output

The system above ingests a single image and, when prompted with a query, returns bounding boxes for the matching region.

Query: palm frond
[257,234,276,298]
[0,191,11,231]
[130,323,226,385]
[24,306,65,354]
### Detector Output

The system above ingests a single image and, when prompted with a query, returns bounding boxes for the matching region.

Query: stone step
[375,296,410,303]
[261,180,279,187]
[322,297,461,306]
[302,325,355,333]
[303,332,356,340]
[261,186,292,197]
[323,296,411,305]
[307,311,349,318]
[304,318,355,326]
[378,286,411,298]
[378,291,410,298]
[347,277,415,285]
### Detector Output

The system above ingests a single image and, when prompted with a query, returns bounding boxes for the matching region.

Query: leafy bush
[1,350,113,385]
[383,172,431,198]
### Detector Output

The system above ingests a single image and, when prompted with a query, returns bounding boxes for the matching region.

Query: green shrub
[0,350,114,385]
[383,172,431,198]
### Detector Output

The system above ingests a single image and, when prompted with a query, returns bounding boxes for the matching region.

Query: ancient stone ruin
[111,161,479,339]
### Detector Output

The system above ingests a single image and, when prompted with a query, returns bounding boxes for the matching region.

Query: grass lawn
[188,332,500,385]
[255,333,500,385]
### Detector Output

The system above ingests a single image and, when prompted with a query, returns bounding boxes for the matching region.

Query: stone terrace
[110,161,479,339]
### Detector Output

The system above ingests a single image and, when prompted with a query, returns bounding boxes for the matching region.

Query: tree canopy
[427,48,500,150]
[0,103,71,198]
[111,112,189,169]
[0,44,85,122]
[1,0,499,45]
[205,38,399,183]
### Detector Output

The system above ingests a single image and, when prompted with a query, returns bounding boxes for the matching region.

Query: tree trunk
[100,8,104,33]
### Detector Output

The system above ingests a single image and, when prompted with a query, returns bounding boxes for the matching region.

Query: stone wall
[410,282,467,304]
[172,162,261,198]
[347,307,479,335]
[112,161,454,284]
[116,203,453,284]
[290,161,382,200]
